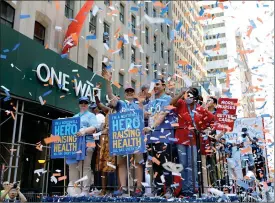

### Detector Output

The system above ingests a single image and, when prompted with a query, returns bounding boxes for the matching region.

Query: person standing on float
[67,96,99,197]
[102,69,144,197]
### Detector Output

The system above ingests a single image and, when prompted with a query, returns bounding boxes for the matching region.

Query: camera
[13,182,18,189]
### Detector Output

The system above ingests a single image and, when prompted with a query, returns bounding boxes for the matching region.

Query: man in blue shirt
[143,79,175,197]
[103,69,144,196]
[67,96,99,197]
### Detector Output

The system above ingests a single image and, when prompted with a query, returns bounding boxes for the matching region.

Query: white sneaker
[79,191,89,197]
[67,182,81,196]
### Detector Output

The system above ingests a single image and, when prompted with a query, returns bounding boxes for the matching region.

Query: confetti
[20,14,30,19]
[0,54,7,59]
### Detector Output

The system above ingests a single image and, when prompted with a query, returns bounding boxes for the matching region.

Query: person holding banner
[143,79,175,197]
[170,87,215,196]
[67,96,99,197]
[102,69,144,197]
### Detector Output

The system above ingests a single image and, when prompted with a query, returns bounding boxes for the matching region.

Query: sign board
[108,110,145,156]
[215,98,238,132]
[51,117,83,159]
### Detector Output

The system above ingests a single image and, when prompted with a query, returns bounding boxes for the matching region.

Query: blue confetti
[263,4,269,7]
[3,49,9,53]
[217,33,220,38]
[186,64,192,70]
[58,84,63,89]
[256,3,259,8]
[224,5,228,9]
[249,19,257,28]
[176,21,183,31]
[68,18,78,22]
[170,30,175,41]
[61,53,68,58]
[147,155,152,160]
[160,6,168,16]
[0,55,7,59]
[168,138,177,142]
[106,65,112,70]
[42,90,53,97]
[256,101,267,110]
[252,66,258,70]
[261,114,270,118]
[103,32,109,36]
[164,18,172,25]
[4,90,10,97]
[199,7,204,16]
[12,43,20,51]
[86,35,96,40]
[194,50,198,54]
[20,14,30,19]
[130,7,139,11]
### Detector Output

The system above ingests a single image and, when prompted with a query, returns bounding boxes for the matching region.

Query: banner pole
[127,154,130,196]
[64,158,66,195]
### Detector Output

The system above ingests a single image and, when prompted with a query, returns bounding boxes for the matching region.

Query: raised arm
[95,95,111,114]
[170,90,186,106]
[102,68,118,107]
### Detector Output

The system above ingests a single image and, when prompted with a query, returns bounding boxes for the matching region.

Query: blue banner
[109,110,145,156]
[51,117,81,159]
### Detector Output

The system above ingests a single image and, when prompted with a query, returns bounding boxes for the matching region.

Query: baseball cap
[89,103,97,109]
[79,96,89,103]
[124,85,135,92]
[141,84,149,91]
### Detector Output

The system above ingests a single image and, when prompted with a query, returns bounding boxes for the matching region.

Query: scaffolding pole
[13,101,24,182]
[7,100,19,182]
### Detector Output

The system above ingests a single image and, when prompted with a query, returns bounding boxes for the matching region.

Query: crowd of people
[0,73,273,202]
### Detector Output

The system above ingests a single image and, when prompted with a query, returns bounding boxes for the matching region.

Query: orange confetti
[44,135,61,144]
[114,27,121,37]
[58,176,67,181]
[237,49,254,54]
[77,73,80,77]
[58,43,62,49]
[53,173,61,177]
[45,44,48,49]
[218,3,224,10]
[86,142,96,148]
[55,1,60,10]
[107,10,119,16]
[43,100,46,105]
[257,78,263,82]
[212,41,220,51]
[108,49,115,53]
[153,1,166,8]
[234,103,240,106]
[60,95,65,98]
[44,84,49,86]
[226,74,230,88]
[129,68,139,74]
[86,43,89,49]
[177,60,189,66]
[257,17,263,24]
[241,146,251,154]
[113,81,121,89]
[246,26,253,38]
[117,40,123,49]
[171,123,179,127]
[49,78,53,85]
[255,98,265,101]
[128,33,134,37]
[226,68,236,73]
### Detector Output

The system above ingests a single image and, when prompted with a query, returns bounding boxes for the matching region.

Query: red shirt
[175,99,215,154]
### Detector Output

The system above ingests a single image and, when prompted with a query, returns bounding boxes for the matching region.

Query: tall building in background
[172,1,207,90]
[234,32,256,117]
[198,1,236,90]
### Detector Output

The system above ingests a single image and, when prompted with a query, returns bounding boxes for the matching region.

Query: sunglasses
[155,83,165,86]
[79,101,88,104]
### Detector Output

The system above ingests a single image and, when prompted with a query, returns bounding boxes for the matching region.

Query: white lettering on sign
[36,63,98,99]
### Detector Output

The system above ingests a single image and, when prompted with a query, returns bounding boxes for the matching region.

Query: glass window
[0,1,15,28]
[104,0,110,6]
[89,11,97,34]
[146,56,150,75]
[153,8,156,17]
[131,15,136,34]
[145,2,149,14]
[87,54,94,72]
[65,0,74,19]
[34,21,45,45]
[145,27,149,44]
[154,63,157,79]
[131,80,136,89]
[168,49,170,64]
[120,3,124,23]
[120,45,125,59]
[119,73,124,87]
[161,42,164,58]
[167,25,170,39]
[161,24,163,32]
[103,22,110,45]
[131,46,136,63]
[153,35,157,52]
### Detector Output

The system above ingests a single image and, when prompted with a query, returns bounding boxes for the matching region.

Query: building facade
[172,1,207,90]
[2,0,173,91]
[198,1,236,87]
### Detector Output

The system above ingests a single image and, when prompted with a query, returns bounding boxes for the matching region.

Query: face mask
[185,97,193,104]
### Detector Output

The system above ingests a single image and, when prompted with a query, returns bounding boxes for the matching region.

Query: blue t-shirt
[145,94,175,143]
[66,111,98,165]
[115,100,140,113]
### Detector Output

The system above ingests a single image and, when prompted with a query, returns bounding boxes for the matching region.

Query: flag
[62,0,94,54]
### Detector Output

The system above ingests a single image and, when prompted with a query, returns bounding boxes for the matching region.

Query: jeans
[177,145,198,194]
